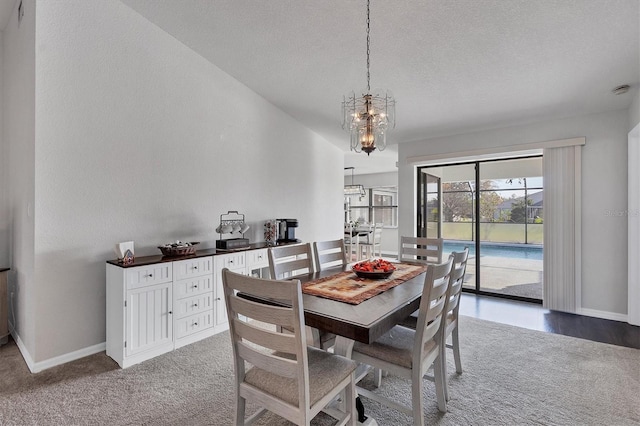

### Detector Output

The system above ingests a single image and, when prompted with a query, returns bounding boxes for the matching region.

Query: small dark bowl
[352,268,394,280]
[158,242,200,257]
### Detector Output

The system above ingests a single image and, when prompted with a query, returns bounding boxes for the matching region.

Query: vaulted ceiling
[119,1,639,173]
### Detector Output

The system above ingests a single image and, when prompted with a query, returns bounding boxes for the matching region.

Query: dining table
[297,264,426,354]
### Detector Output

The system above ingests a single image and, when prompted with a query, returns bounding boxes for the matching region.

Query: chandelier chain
[366,0,370,92]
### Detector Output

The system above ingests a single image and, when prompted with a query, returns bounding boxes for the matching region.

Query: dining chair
[268,243,315,280]
[313,239,348,271]
[358,223,383,259]
[350,257,453,425]
[268,244,332,349]
[399,236,443,264]
[221,269,357,426]
[398,247,470,401]
[344,223,359,262]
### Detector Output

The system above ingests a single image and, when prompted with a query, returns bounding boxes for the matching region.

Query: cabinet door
[215,266,247,327]
[125,282,173,357]
[214,252,247,328]
[246,248,270,278]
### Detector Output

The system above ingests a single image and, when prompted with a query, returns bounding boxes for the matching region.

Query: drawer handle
[145,274,153,278]
[216,297,221,301]
[192,266,198,270]
[229,260,234,264]
[192,284,198,289]
[168,311,173,315]
[193,322,198,326]
[192,303,198,307]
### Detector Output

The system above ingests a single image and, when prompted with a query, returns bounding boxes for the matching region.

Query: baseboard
[11,330,106,373]
[577,308,628,323]
[11,330,36,372]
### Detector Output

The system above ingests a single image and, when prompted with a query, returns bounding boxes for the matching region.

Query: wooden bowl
[352,268,394,280]
[158,242,199,256]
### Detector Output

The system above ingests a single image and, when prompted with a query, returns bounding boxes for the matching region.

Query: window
[345,186,398,228]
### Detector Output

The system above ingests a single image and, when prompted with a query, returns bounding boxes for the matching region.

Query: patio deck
[462,255,543,300]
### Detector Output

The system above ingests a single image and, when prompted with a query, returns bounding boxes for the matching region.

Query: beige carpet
[0,316,638,425]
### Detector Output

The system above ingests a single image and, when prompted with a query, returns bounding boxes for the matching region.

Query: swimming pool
[443,241,543,260]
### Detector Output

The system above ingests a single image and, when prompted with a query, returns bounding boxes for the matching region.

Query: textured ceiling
[119,0,639,174]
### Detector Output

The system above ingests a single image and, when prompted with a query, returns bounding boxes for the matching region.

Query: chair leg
[346,373,357,425]
[441,338,450,402]
[373,368,382,388]
[235,395,246,425]
[433,354,447,413]
[411,369,425,426]
[452,326,462,374]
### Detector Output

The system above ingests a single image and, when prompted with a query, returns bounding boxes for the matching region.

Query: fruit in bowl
[352,259,396,279]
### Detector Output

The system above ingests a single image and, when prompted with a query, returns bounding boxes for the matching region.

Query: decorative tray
[158,241,199,256]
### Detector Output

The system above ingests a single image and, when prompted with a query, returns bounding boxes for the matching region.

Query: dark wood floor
[459,292,640,349]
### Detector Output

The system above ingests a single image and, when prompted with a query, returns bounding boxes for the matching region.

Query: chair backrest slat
[229,295,295,329]
[237,341,298,379]
[313,239,347,271]
[232,318,298,354]
[400,236,443,264]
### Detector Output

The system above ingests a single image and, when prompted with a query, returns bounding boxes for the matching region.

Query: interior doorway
[417,156,543,303]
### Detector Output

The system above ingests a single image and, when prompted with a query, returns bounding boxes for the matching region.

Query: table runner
[302,263,427,305]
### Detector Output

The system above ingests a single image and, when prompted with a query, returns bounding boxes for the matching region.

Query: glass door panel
[438,164,476,290]
[478,157,543,300]
[418,170,441,239]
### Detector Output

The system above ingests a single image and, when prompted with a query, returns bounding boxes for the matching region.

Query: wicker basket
[158,242,199,256]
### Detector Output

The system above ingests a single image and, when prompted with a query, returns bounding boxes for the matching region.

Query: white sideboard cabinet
[106,246,275,368]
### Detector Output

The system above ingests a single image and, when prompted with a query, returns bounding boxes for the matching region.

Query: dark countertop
[106,241,292,268]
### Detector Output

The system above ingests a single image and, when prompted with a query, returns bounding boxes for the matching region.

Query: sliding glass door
[417,156,543,303]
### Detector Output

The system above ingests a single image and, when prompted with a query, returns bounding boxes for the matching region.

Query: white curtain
[543,145,582,312]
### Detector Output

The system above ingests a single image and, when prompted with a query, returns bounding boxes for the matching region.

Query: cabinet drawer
[126,264,173,290]
[175,311,214,339]
[215,253,246,270]
[174,292,213,319]
[246,249,268,268]
[173,257,213,281]
[174,276,213,299]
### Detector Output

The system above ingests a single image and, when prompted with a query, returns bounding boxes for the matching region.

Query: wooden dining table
[288,264,427,357]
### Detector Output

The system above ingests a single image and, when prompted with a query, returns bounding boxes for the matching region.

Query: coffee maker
[276,219,300,243]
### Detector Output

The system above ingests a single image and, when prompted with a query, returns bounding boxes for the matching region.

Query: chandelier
[342,0,396,155]
[344,167,366,196]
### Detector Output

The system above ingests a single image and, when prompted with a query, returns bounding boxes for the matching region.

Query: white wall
[22,0,343,365]
[630,88,639,132]
[3,0,36,358]
[399,109,630,318]
[0,30,6,267]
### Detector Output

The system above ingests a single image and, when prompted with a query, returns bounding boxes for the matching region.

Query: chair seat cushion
[244,346,356,407]
[352,325,436,369]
